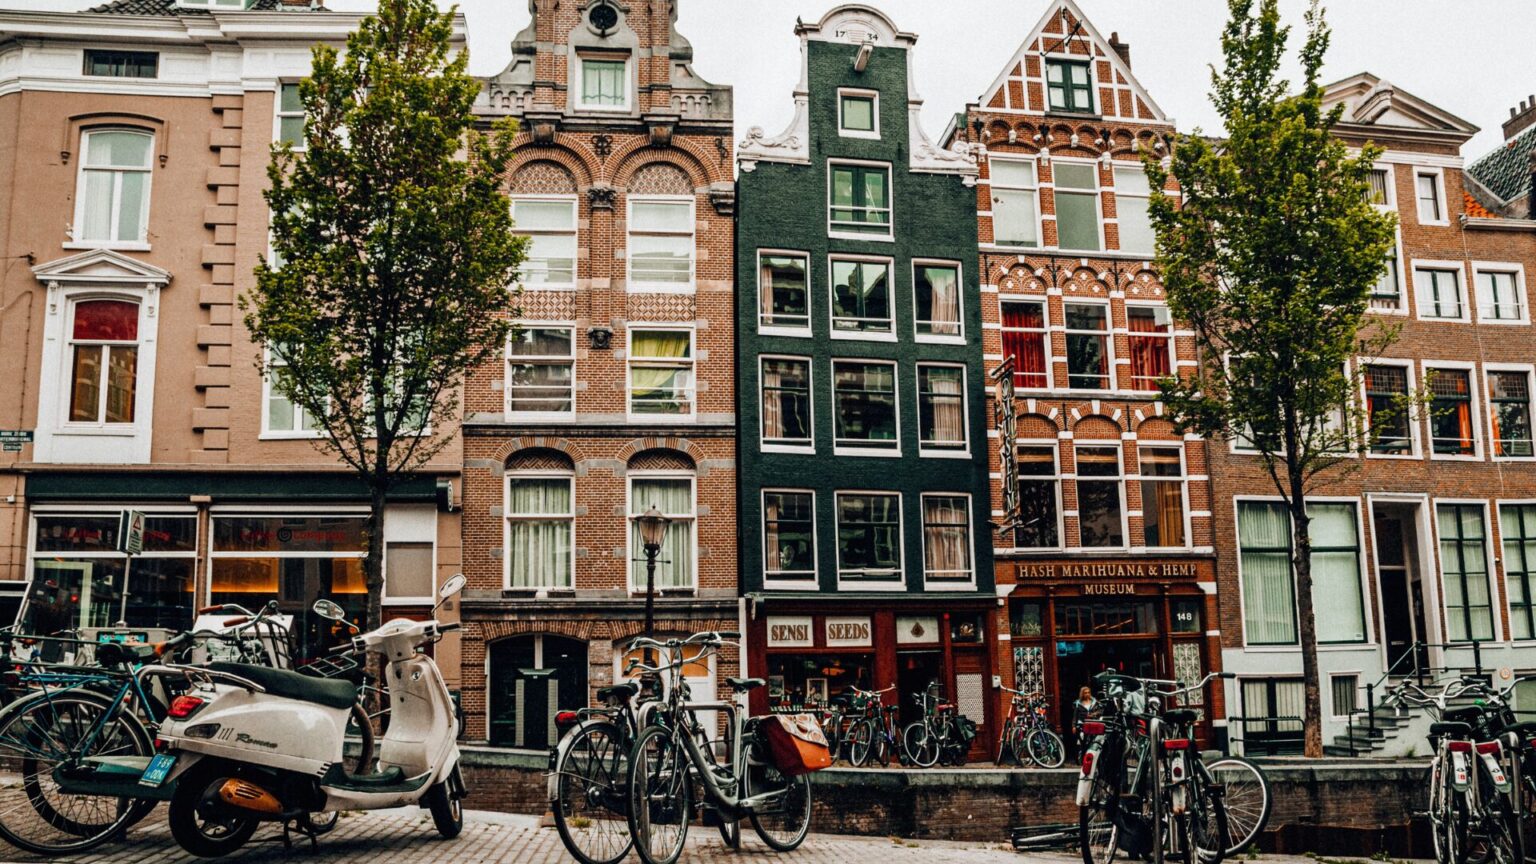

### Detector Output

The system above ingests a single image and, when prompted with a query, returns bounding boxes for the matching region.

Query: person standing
[1071,685,1101,758]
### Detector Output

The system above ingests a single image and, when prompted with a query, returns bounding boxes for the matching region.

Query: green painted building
[736,5,998,742]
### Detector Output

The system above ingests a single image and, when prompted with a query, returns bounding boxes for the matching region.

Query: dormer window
[578,56,629,112]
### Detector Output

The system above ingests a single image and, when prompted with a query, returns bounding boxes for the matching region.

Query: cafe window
[1076,445,1124,548]
[763,490,816,584]
[759,253,810,332]
[835,492,902,583]
[1127,306,1173,391]
[1055,600,1157,637]
[767,653,876,714]
[1016,445,1060,549]
[1001,300,1048,388]
[1139,446,1186,548]
[1064,302,1111,390]
[24,511,195,635]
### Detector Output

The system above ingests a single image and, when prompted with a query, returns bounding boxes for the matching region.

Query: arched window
[67,298,140,425]
[505,450,575,590]
[75,129,153,245]
[487,634,587,749]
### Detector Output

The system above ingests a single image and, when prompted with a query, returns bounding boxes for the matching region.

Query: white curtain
[631,478,694,590]
[924,268,960,335]
[1238,502,1297,644]
[929,368,965,444]
[1309,504,1365,643]
[507,478,572,589]
[762,362,784,439]
[923,496,971,579]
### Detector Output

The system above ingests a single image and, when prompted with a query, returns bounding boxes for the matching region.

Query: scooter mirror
[312,599,346,621]
[439,573,467,599]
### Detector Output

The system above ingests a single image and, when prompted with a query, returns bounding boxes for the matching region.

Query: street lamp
[636,505,671,657]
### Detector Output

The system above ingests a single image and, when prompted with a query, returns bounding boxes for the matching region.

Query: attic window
[83,50,158,79]
[838,89,878,138]
[1045,59,1093,114]
[587,2,619,33]
[578,57,629,111]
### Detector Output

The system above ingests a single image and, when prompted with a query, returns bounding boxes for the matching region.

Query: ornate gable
[1322,73,1478,140]
[32,248,172,287]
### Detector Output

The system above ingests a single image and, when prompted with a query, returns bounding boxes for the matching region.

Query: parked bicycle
[996,686,1065,768]
[901,681,973,767]
[845,686,898,767]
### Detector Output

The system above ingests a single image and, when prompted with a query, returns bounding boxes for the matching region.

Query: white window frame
[274,81,305,152]
[626,470,697,593]
[382,504,437,605]
[915,362,970,458]
[261,346,323,440]
[831,358,901,457]
[827,254,896,341]
[1368,161,1396,211]
[912,258,965,344]
[1136,443,1190,551]
[999,296,1052,390]
[1111,163,1155,255]
[1473,262,1528,325]
[1073,442,1128,551]
[1431,498,1502,644]
[836,87,880,139]
[833,489,905,591]
[757,248,812,337]
[920,492,975,590]
[1362,360,1421,460]
[1496,499,1536,644]
[512,195,579,290]
[1124,301,1174,393]
[503,470,576,591]
[761,488,818,590]
[1062,299,1114,391]
[1328,672,1362,720]
[626,195,695,293]
[1048,156,1104,253]
[1424,359,1483,462]
[58,293,145,434]
[1485,363,1536,463]
[988,155,1042,250]
[1412,260,1470,323]
[826,159,893,241]
[70,128,153,251]
[625,325,696,422]
[1010,439,1064,551]
[1415,167,1448,226]
[1369,227,1408,315]
[505,323,577,422]
[576,54,631,113]
[759,354,814,454]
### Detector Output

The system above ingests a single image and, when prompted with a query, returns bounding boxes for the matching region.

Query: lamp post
[635,505,671,662]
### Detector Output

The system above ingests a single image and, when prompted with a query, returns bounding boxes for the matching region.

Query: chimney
[1504,94,1536,141]
[1108,32,1131,68]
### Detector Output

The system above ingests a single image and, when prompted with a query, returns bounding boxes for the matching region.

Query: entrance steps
[1323,680,1479,757]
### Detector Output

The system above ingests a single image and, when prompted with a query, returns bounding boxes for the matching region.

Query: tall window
[922,495,973,584]
[627,330,693,417]
[506,326,575,417]
[1310,503,1366,642]
[1016,445,1059,548]
[1416,171,1444,223]
[830,258,892,333]
[1114,166,1154,254]
[1065,302,1111,389]
[1476,269,1525,322]
[1236,501,1366,645]
[579,58,627,109]
[828,163,891,236]
[1139,447,1186,548]
[763,490,815,583]
[914,263,961,338]
[990,159,1039,248]
[1366,167,1392,206]
[628,199,693,290]
[76,130,153,245]
[630,476,695,590]
[1502,504,1536,640]
[1045,59,1093,113]
[759,253,809,331]
[506,474,574,589]
[1489,370,1534,458]
[1127,306,1172,391]
[838,90,878,137]
[761,357,812,447]
[1365,364,1412,454]
[917,365,967,452]
[264,347,321,436]
[1053,162,1100,251]
[1001,300,1048,388]
[276,82,305,148]
[84,50,157,79]
[1076,445,1124,548]
[513,198,577,287]
[1371,254,1404,312]
[1428,368,1476,456]
[1439,503,1493,642]
[833,361,897,451]
[836,492,901,582]
[67,299,138,425]
[1416,267,1464,320]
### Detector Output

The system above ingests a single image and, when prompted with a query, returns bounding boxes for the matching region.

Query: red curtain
[1002,303,1047,388]
[1127,311,1169,391]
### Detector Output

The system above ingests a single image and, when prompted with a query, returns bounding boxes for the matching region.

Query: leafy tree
[1146,0,1398,757]
[245,0,525,636]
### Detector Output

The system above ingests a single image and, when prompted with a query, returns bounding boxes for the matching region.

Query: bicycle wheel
[1189,765,1230,864]
[821,714,842,763]
[876,721,894,767]
[1206,756,1270,855]
[627,726,691,864]
[1078,767,1121,864]
[1482,786,1523,864]
[1027,729,1066,769]
[553,721,633,864]
[1150,749,1168,864]
[0,690,153,856]
[848,718,876,767]
[1010,724,1033,767]
[902,722,939,768]
[745,759,812,851]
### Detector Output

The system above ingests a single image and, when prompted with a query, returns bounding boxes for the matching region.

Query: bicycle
[548,670,658,864]
[901,681,967,768]
[996,687,1066,768]
[844,686,896,767]
[625,632,813,864]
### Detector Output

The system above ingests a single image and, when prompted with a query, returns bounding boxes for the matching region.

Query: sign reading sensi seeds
[766,616,814,647]
[824,616,872,647]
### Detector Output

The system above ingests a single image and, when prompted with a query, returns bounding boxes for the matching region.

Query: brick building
[945,0,1223,747]
[1211,75,1536,756]
[734,4,997,750]
[0,0,464,674]
[464,0,738,750]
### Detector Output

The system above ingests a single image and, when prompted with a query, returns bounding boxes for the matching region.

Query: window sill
[1366,305,1408,316]
[914,334,967,346]
[259,431,325,441]
[833,446,901,458]
[828,230,894,243]
[918,448,971,459]
[828,329,897,342]
[516,284,577,292]
[505,413,577,424]
[923,579,978,592]
[762,442,815,455]
[1043,110,1102,122]
[382,597,433,606]
[1365,451,1422,460]
[576,104,633,114]
[1492,455,1536,463]
[837,578,904,591]
[1476,318,1531,326]
[627,414,697,424]
[763,578,818,591]
[1429,453,1483,462]
[627,284,696,295]
[758,325,813,338]
[63,241,150,252]
[1416,315,1472,324]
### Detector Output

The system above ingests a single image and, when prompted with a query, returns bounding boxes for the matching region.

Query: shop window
[838,89,878,138]
[384,541,433,601]
[835,492,902,583]
[67,299,139,426]
[828,162,891,237]
[1171,598,1203,634]
[1064,303,1111,389]
[767,653,876,713]
[1045,59,1093,113]
[950,614,983,644]
[506,473,574,590]
[763,490,816,584]
[1476,269,1525,322]
[1053,162,1100,252]
[760,357,812,447]
[628,198,694,290]
[921,494,973,584]
[1502,504,1536,641]
[1236,500,1366,646]
[1114,166,1154,254]
[1365,365,1413,455]
[1055,600,1157,637]
[833,360,898,451]
[275,82,305,149]
[990,158,1039,248]
[75,129,153,246]
[1139,446,1186,548]
[1438,503,1493,643]
[24,512,194,635]
[1428,367,1476,456]
[830,258,893,334]
[1075,445,1124,548]
[914,262,962,339]
[1489,370,1534,458]
[578,57,628,110]
[629,475,695,591]
[1016,445,1060,548]
[759,253,810,332]
[1416,267,1465,320]
[627,329,694,418]
[513,198,578,288]
[506,326,576,418]
[1009,602,1043,638]
[1001,300,1048,388]
[84,49,158,79]
[917,364,967,453]
[1127,306,1172,391]
[487,634,587,749]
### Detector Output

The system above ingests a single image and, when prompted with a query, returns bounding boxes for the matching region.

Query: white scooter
[142,575,468,858]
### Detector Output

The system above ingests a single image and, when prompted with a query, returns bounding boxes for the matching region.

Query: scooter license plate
[139,753,177,788]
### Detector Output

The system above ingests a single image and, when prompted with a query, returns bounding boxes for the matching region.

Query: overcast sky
[24,0,1536,160]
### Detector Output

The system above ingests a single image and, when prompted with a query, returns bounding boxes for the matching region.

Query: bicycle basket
[762,713,832,776]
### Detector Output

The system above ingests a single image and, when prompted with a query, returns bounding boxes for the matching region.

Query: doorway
[1056,638,1159,732]
[897,649,943,725]
[487,634,587,749]
[1373,503,1429,674]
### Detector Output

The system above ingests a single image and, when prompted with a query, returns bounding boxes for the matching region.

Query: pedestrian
[1071,685,1100,759]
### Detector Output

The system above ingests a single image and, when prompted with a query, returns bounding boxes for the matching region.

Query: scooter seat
[205,662,357,710]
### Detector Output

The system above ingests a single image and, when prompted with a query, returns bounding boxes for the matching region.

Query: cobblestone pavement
[0,808,1368,864]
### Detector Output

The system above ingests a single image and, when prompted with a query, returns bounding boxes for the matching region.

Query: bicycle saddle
[1443,705,1486,724]
[95,641,160,667]
[1162,708,1201,726]
[727,677,765,692]
[1502,720,1536,737]
[596,682,639,702]
[1430,721,1473,737]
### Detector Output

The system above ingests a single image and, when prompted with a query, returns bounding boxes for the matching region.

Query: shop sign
[1018,561,1201,580]
[766,616,814,647]
[1081,583,1137,596]
[895,616,940,645]
[824,617,872,647]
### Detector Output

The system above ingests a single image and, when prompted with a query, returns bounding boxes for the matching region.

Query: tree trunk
[365,483,387,635]
[1288,473,1324,758]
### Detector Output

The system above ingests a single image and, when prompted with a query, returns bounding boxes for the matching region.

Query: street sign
[990,356,1019,533]
[119,510,146,556]
[0,430,32,452]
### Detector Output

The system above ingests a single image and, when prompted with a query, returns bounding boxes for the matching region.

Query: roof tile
[1468,124,1536,205]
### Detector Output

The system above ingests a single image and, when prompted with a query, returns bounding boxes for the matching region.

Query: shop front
[746,598,998,757]
[1002,557,1222,748]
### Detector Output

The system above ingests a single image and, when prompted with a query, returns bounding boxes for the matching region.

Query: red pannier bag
[762,713,832,776]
